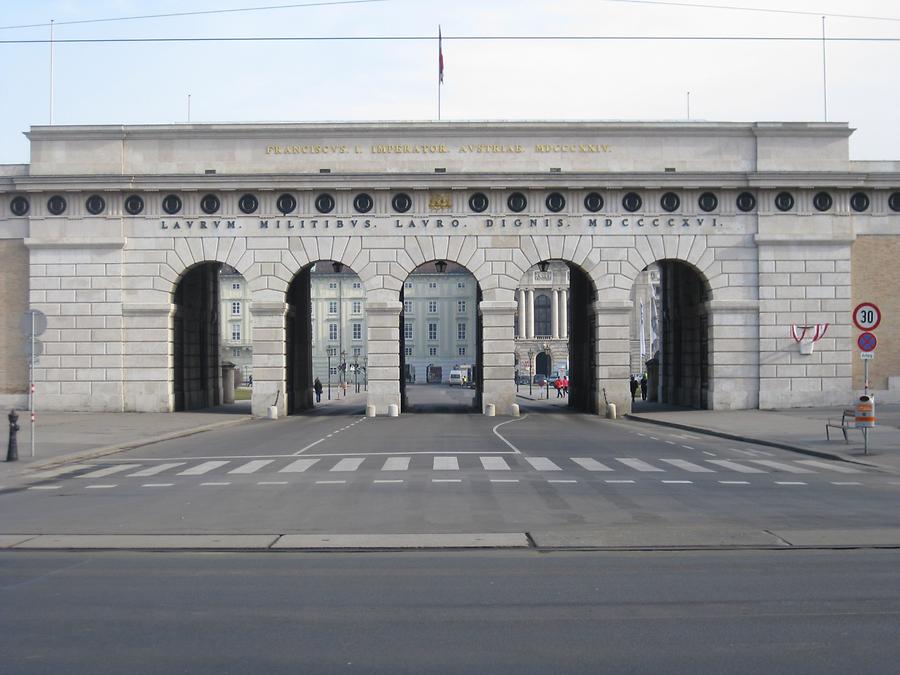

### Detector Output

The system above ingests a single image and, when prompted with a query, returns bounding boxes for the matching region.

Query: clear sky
[1,0,898,164]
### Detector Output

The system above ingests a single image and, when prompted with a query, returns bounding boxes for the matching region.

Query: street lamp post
[528,349,534,396]
[340,349,347,397]
[542,342,551,399]
[327,352,332,400]
[354,354,360,393]
[364,355,368,392]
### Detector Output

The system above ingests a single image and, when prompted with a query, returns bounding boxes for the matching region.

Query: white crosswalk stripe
[524,457,562,471]
[279,458,320,473]
[78,464,139,479]
[177,461,230,476]
[434,456,460,470]
[795,459,862,474]
[228,460,275,474]
[706,459,767,473]
[480,456,511,471]
[570,458,613,471]
[382,457,411,471]
[615,458,664,472]
[748,460,815,474]
[128,462,185,477]
[658,459,716,473]
[30,464,93,480]
[331,458,365,472]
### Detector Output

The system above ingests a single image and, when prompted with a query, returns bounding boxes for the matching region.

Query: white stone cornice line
[364,301,403,314]
[754,234,856,244]
[702,299,760,313]
[593,299,634,312]
[250,302,289,315]
[479,301,518,314]
[121,303,175,316]
[25,237,126,249]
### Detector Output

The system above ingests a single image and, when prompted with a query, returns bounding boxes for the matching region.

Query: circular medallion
[162,194,182,215]
[200,194,220,215]
[47,195,67,215]
[353,193,373,214]
[469,192,489,213]
[660,192,680,213]
[239,194,259,214]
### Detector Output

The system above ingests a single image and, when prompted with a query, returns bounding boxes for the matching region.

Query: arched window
[535,294,551,337]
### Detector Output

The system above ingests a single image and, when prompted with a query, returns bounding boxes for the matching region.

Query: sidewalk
[626,402,900,473]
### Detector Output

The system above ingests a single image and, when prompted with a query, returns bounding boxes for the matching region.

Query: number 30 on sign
[853,302,881,331]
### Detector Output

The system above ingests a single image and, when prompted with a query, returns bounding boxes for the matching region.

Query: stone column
[594,299,633,415]
[517,288,525,338]
[551,289,559,339]
[123,303,173,412]
[221,363,236,404]
[526,289,535,339]
[705,299,760,410]
[560,289,568,339]
[365,299,402,415]
[250,301,288,418]
[480,300,518,415]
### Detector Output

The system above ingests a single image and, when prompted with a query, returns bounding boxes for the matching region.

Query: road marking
[719,481,750,485]
[749,460,815,474]
[649,436,659,441]
[548,479,578,484]
[85,484,117,489]
[491,414,527,454]
[707,459,766,474]
[373,480,404,484]
[432,479,462,483]
[128,463,186,477]
[490,479,520,483]
[795,460,863,474]
[257,481,288,485]
[637,433,647,437]
[315,480,346,485]
[292,437,325,456]
[571,458,613,472]
[141,483,173,488]
[775,481,807,486]
[605,480,636,484]
[382,457,411,471]
[524,457,562,471]
[434,456,460,471]
[615,458,664,472]
[78,465,136,479]
[665,440,676,445]
[702,451,717,456]
[681,445,694,450]
[481,456,511,471]
[229,460,275,475]
[28,485,61,490]
[177,461,230,476]
[730,448,773,457]
[280,458,320,473]
[661,480,693,484]
[659,459,716,473]
[330,458,365,472]
[200,482,231,486]
[832,481,862,486]
[29,464,93,479]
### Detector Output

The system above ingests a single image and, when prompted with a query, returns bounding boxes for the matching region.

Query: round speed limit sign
[853,302,882,331]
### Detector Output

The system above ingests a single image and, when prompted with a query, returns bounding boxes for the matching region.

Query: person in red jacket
[554,376,563,398]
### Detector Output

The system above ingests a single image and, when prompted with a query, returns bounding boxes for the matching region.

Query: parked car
[533,374,548,386]
[516,374,530,385]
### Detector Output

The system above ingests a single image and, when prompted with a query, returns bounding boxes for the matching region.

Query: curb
[624,414,884,470]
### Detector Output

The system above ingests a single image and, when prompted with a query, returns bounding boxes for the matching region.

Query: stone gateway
[1,121,899,416]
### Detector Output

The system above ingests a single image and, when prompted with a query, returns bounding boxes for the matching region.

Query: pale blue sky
[2,0,899,163]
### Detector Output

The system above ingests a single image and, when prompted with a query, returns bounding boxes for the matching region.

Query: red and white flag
[438,26,444,84]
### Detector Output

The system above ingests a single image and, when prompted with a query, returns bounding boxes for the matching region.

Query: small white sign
[860,352,874,360]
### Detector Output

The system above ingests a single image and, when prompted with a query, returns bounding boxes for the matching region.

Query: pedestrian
[554,376,563,398]
[629,376,638,402]
[640,374,648,401]
[314,377,323,403]
[341,381,347,397]
[562,375,569,397]
[248,375,253,387]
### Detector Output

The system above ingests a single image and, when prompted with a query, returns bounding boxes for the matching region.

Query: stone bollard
[606,402,617,420]
[6,409,19,462]
[388,403,399,417]
[366,404,376,418]
[266,406,278,420]
[484,403,496,417]
[510,403,520,417]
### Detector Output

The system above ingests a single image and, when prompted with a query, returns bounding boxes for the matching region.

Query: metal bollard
[7,409,19,462]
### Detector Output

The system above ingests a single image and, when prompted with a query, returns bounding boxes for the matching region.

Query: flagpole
[437,26,442,121]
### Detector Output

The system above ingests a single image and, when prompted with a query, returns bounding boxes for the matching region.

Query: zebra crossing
[40,454,870,485]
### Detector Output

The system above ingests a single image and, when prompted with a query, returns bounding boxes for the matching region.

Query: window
[405,281,413,289]
[352,281,361,289]
[429,346,437,356]
[328,301,337,315]
[329,366,337,376]
[404,322,413,340]
[458,346,466,357]
[428,301,437,313]
[328,323,338,341]
[231,323,241,342]
[428,323,438,341]
[457,300,466,313]
[352,323,362,341]
[328,282,337,289]
[352,300,362,315]
[457,323,466,340]
[458,281,465,289]
[535,294,551,336]
[231,301,241,316]
[405,346,413,356]
[428,281,437,289]
[403,300,413,313]
[353,347,361,357]
[327,347,337,357]
[232,348,242,358]
[232,282,241,291]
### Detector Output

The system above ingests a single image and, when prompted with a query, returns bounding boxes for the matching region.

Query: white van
[448,370,464,386]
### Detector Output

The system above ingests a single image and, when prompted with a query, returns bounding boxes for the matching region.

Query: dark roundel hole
[889,192,900,212]
[775,191,794,212]
[239,194,259,214]
[850,192,869,213]
[392,193,412,213]
[698,192,718,213]
[507,192,527,213]
[584,192,604,213]
[10,196,29,217]
[469,192,489,213]
[276,194,297,214]
[353,193,373,214]
[124,195,144,215]
[813,191,833,212]
[86,194,106,215]
[162,194,182,215]
[660,192,680,213]
[47,195,67,215]
[200,194,220,215]
[315,193,335,214]
[545,192,566,213]
[736,192,756,212]
[622,192,642,213]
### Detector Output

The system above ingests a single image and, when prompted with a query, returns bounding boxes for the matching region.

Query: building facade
[2,120,899,416]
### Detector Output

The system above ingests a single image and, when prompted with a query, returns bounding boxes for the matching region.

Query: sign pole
[30,310,35,457]
[863,357,869,455]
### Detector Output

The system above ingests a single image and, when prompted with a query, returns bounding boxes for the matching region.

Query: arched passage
[633,259,711,409]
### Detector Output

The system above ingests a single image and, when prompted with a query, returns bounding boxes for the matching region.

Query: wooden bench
[825,409,858,443]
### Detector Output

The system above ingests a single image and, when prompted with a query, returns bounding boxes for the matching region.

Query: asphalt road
[2,549,900,674]
[1,386,898,543]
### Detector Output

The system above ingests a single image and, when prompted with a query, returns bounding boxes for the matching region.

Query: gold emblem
[428,194,452,211]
